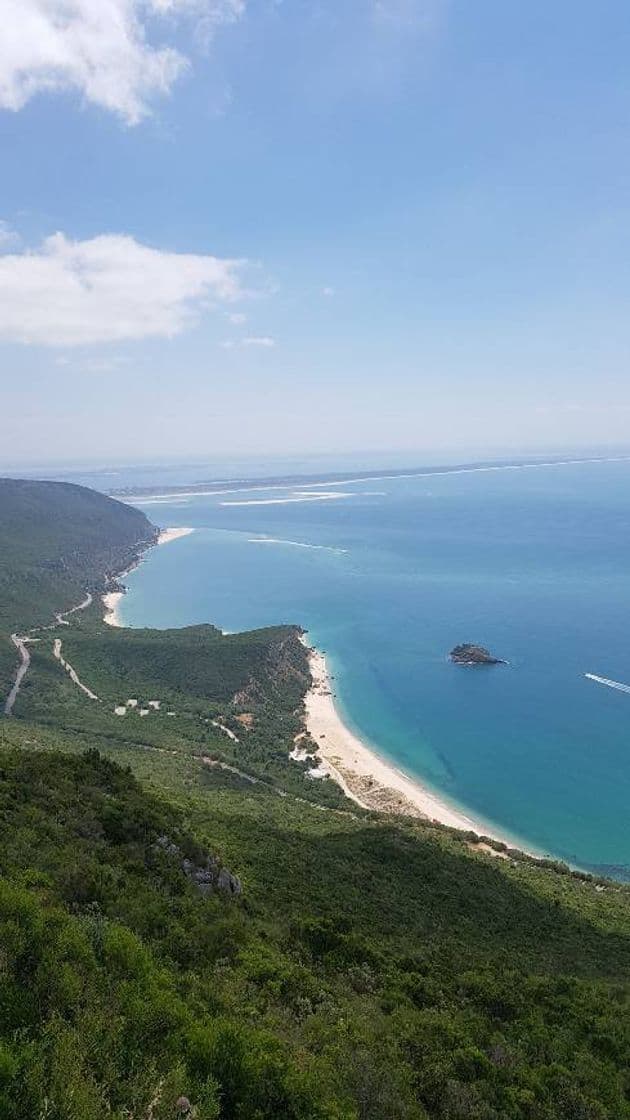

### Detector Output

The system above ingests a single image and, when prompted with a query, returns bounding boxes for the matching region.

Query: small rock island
[449,643,505,665]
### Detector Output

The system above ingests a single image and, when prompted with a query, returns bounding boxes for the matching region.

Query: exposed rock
[182,857,218,894]
[217,867,242,896]
[155,835,242,897]
[449,643,505,665]
[183,855,242,897]
[155,834,180,857]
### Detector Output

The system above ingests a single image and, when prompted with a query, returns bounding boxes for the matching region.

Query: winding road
[53,638,100,701]
[3,591,94,717]
[55,592,92,626]
[3,635,33,716]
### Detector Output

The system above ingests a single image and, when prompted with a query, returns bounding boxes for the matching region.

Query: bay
[117,458,630,877]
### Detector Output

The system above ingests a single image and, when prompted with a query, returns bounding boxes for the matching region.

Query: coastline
[157,526,195,546]
[102,527,194,627]
[112,454,630,505]
[302,639,531,850]
[99,524,533,855]
[103,590,124,627]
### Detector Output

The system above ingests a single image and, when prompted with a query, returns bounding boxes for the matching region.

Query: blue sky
[1,1,630,467]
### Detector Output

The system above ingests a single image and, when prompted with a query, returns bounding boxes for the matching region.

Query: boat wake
[585,673,630,694]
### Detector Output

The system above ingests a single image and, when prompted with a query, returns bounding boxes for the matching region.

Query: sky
[1,1,630,468]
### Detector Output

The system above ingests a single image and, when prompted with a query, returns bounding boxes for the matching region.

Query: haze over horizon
[2,2,630,463]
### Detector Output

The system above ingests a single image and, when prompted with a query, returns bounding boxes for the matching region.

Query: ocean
[105,457,630,878]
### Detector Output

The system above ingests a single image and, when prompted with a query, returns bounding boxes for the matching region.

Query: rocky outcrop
[182,857,242,897]
[154,835,242,897]
[450,643,505,665]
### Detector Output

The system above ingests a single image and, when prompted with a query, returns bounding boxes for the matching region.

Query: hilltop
[0,478,629,1119]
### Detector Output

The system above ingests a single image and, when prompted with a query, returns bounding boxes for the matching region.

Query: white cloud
[0,0,245,124]
[220,334,275,349]
[226,311,247,324]
[242,335,275,347]
[322,286,335,297]
[0,220,19,248]
[84,355,131,371]
[56,352,131,371]
[0,231,249,346]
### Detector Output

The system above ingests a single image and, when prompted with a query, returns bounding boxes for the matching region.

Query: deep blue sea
[109,458,630,877]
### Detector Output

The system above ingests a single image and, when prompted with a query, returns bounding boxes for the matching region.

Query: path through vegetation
[3,592,94,716]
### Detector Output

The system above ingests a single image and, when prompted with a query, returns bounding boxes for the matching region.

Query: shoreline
[99,525,535,856]
[158,526,195,546]
[102,527,194,627]
[302,639,533,851]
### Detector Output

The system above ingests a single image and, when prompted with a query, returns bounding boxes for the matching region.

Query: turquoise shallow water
[118,460,630,877]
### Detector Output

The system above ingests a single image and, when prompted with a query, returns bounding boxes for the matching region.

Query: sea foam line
[247,537,348,553]
[585,673,630,694]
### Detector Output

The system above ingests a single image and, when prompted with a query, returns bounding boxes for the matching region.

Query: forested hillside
[57,621,310,711]
[0,478,155,631]
[0,478,154,697]
[1,478,629,1119]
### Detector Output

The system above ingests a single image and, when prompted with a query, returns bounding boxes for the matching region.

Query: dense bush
[0,746,627,1118]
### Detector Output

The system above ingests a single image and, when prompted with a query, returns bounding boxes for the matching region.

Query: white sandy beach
[158,526,195,545]
[100,525,523,849]
[302,640,522,845]
[102,527,194,626]
[102,590,124,627]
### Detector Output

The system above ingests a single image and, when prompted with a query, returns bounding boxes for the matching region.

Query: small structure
[307,763,328,780]
[290,744,310,762]
[114,706,127,716]
[126,698,138,708]
[148,699,160,709]
[139,708,150,717]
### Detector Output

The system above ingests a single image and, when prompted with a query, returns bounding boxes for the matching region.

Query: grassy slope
[1,479,629,1119]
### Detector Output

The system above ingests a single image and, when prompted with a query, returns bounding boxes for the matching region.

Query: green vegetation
[58,619,310,712]
[1,478,630,1118]
[0,478,153,695]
